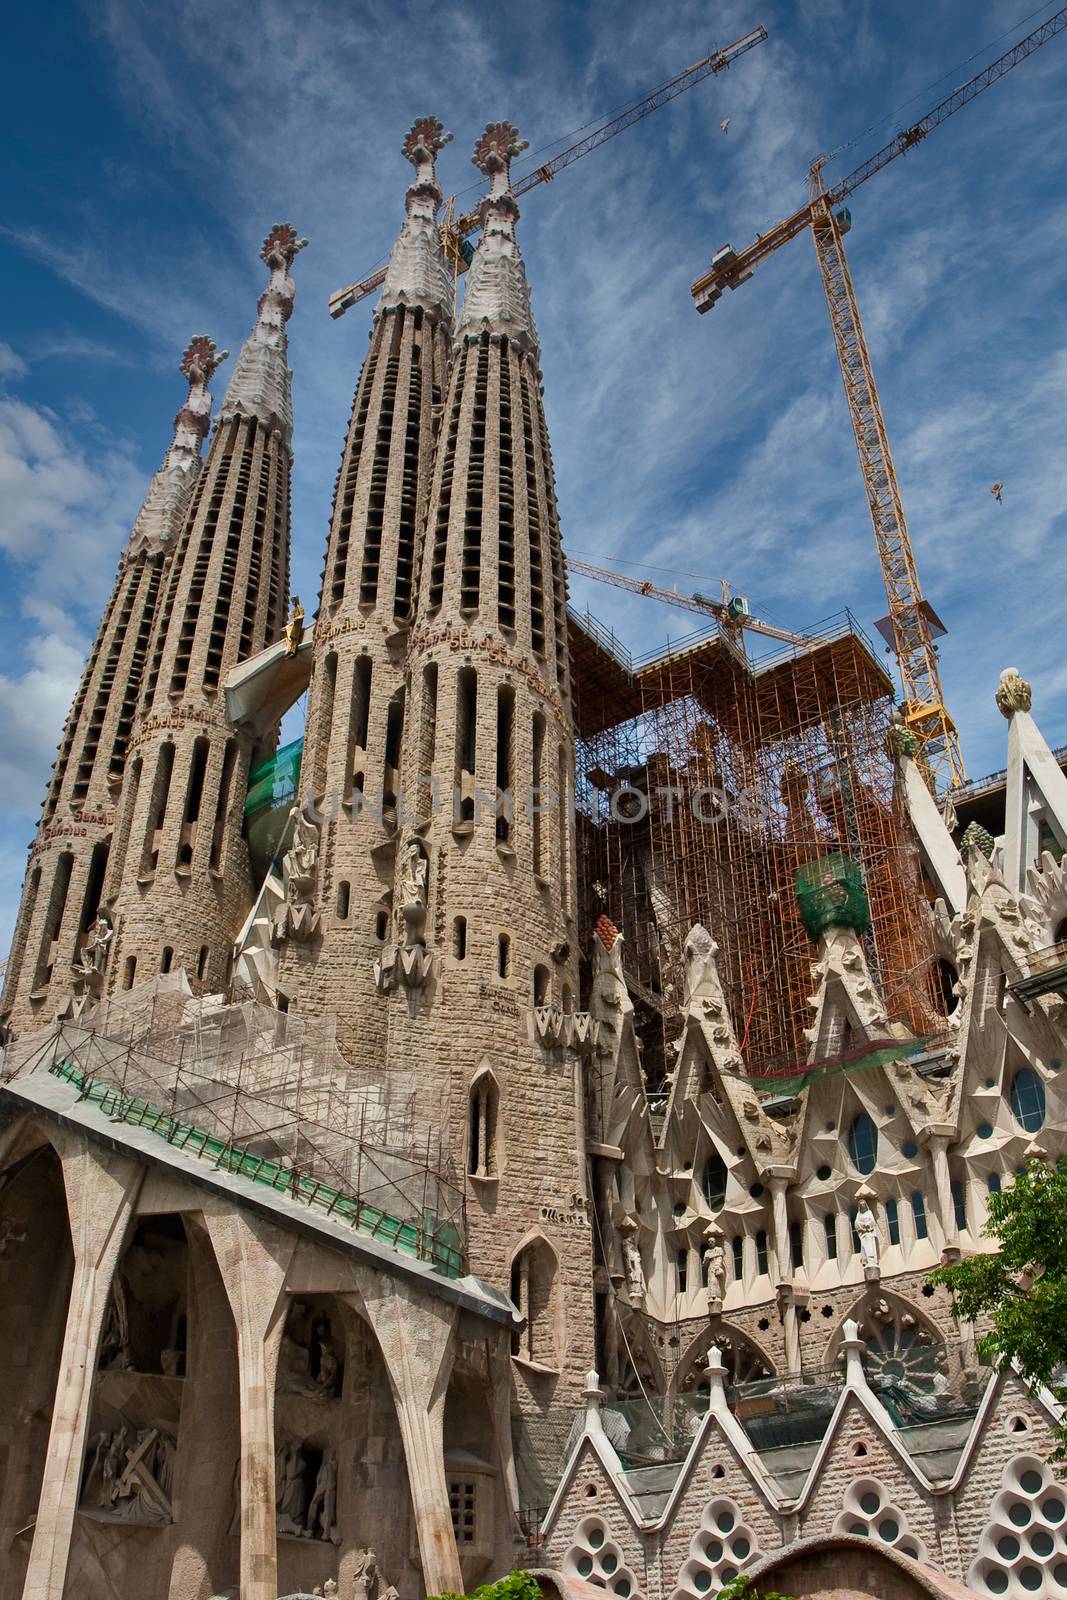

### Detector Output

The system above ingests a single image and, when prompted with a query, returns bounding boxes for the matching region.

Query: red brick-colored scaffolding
[571,608,945,1085]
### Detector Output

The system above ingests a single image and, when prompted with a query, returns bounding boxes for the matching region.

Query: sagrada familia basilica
[2,116,1067,1600]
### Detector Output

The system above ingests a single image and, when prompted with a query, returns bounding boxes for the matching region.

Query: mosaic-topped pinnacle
[261,222,309,276]
[472,121,528,190]
[377,118,454,321]
[221,225,307,434]
[180,334,228,388]
[402,116,453,185]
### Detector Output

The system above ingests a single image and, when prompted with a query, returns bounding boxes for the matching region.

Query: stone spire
[377,116,454,322]
[127,336,227,558]
[456,121,539,355]
[220,223,307,436]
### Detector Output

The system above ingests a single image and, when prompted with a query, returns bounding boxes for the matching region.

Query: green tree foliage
[429,1572,543,1600]
[715,1576,795,1600]
[931,1155,1067,1448]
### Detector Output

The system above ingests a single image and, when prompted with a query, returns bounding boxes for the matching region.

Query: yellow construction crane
[565,556,809,647]
[690,6,1067,792]
[328,24,769,319]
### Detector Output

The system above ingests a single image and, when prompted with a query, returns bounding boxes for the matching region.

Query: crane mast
[807,165,965,789]
[691,5,1067,791]
[329,24,768,318]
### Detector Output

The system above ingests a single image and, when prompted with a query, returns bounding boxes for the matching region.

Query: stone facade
[2,118,1067,1600]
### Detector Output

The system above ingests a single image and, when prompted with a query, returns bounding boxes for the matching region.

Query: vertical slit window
[78,840,110,942]
[454,668,476,826]
[497,933,510,979]
[336,882,350,920]
[33,851,74,989]
[952,1179,967,1233]
[531,712,545,876]
[496,685,514,843]
[911,1191,928,1240]
[731,1236,744,1280]
[347,655,372,802]
[789,1220,803,1271]
[211,740,239,870]
[141,743,175,876]
[453,916,467,961]
[824,1213,838,1261]
[383,687,404,811]
[755,1229,769,1276]
[886,1198,900,1245]
[196,945,209,980]
[676,1249,688,1294]
[123,955,137,990]
[313,653,338,799]
[160,945,174,974]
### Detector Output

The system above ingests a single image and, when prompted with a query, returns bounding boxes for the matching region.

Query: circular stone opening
[589,1528,605,1549]
[577,1557,593,1577]
[860,1491,881,1515]
[716,1511,735,1534]
[878,1518,900,1543]
[1032,1530,1054,1557]
[705,1540,723,1563]
[1044,1498,1066,1523]
[986,1569,1008,1596]
[732,1536,750,1560]
[850,1523,868,1537]
[997,1535,1021,1561]
[1053,1562,1067,1587]
[1019,1565,1043,1592]
[601,1553,618,1575]
[614,1582,631,1597]
[1010,1502,1033,1528]
[693,1573,711,1595]
[1020,1469,1044,1495]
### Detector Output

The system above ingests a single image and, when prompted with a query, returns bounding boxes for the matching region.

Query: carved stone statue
[283,595,305,656]
[995,666,1032,718]
[398,838,428,945]
[99,1280,134,1372]
[683,923,722,1008]
[856,1199,880,1274]
[315,1341,340,1397]
[620,1222,645,1304]
[702,1225,726,1307]
[351,1548,379,1600]
[274,804,321,945]
[304,1447,338,1542]
[76,914,113,979]
[276,1440,308,1535]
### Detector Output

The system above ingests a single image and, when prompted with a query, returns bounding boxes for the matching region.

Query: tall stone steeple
[388,124,591,1399]
[0,338,226,1035]
[104,226,306,1000]
[276,120,454,1057]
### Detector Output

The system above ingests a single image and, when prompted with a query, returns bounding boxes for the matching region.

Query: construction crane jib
[328,24,768,319]
[690,5,1067,793]
[564,556,809,647]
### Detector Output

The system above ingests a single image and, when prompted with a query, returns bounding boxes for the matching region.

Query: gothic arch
[613,1304,667,1399]
[467,1064,502,1181]
[670,1319,776,1403]
[509,1229,563,1371]
[828,1289,948,1407]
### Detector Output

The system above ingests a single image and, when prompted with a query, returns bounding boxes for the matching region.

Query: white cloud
[0,630,87,815]
[0,343,28,381]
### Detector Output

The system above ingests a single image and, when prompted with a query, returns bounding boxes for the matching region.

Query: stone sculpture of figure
[398,838,429,946]
[276,1440,308,1535]
[304,1447,338,1541]
[77,913,113,978]
[284,595,305,656]
[856,1199,880,1272]
[682,924,722,1008]
[105,1427,129,1507]
[287,804,319,879]
[351,1547,379,1600]
[620,1223,645,1304]
[702,1226,726,1305]
[315,1341,340,1397]
[275,804,321,944]
[99,1279,134,1371]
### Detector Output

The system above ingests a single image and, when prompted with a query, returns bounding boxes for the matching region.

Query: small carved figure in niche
[104,1427,129,1506]
[398,838,429,946]
[315,1341,340,1397]
[351,1548,379,1600]
[99,1279,134,1371]
[284,595,305,656]
[620,1221,645,1304]
[276,1440,308,1535]
[702,1224,726,1306]
[856,1198,880,1273]
[76,913,113,979]
[304,1447,338,1542]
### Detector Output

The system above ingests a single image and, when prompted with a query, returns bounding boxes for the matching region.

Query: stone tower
[105,225,306,999]
[275,120,454,1061]
[387,123,593,1399]
[0,337,225,1034]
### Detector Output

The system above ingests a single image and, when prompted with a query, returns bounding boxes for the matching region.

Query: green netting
[49,1059,463,1278]
[245,736,303,821]
[727,1037,929,1095]
[795,852,870,941]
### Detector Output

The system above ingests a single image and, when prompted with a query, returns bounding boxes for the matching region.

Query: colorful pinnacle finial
[180,334,228,389]
[260,223,309,274]
[403,116,453,173]
[472,121,528,180]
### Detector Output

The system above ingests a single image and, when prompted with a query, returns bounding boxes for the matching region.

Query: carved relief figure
[274,804,321,944]
[304,1447,338,1542]
[76,913,113,979]
[620,1222,645,1304]
[856,1198,880,1272]
[276,1439,308,1535]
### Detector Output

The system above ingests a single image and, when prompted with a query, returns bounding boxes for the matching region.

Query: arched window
[533,964,550,1006]
[452,916,467,961]
[885,1198,900,1245]
[911,1191,929,1240]
[847,1112,878,1175]
[336,881,350,920]
[1009,1066,1046,1132]
[702,1150,727,1209]
[497,933,510,979]
[468,1072,500,1180]
[160,945,173,974]
[509,1237,559,1367]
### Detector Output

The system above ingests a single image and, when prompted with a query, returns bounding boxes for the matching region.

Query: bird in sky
[991,481,1004,503]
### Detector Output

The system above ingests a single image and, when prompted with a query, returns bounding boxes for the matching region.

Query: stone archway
[830,1290,950,1420]
[0,1128,74,1600]
[742,1532,981,1598]
[671,1318,776,1404]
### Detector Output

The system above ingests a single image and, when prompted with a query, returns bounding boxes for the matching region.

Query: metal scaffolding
[571,608,943,1085]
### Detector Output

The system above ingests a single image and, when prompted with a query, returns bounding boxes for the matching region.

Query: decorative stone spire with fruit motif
[455,121,539,355]
[127,336,227,557]
[221,223,307,436]
[377,116,454,322]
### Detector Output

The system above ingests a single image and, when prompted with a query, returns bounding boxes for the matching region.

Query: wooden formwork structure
[570,608,944,1083]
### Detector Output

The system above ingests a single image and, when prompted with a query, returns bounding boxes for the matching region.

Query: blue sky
[2,0,1066,957]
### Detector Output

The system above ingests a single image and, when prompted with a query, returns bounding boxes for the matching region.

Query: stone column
[346,1270,464,1597]
[768,1173,791,1285]
[203,1209,296,1600]
[924,1130,958,1256]
[22,1137,142,1600]
[777,1286,802,1375]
